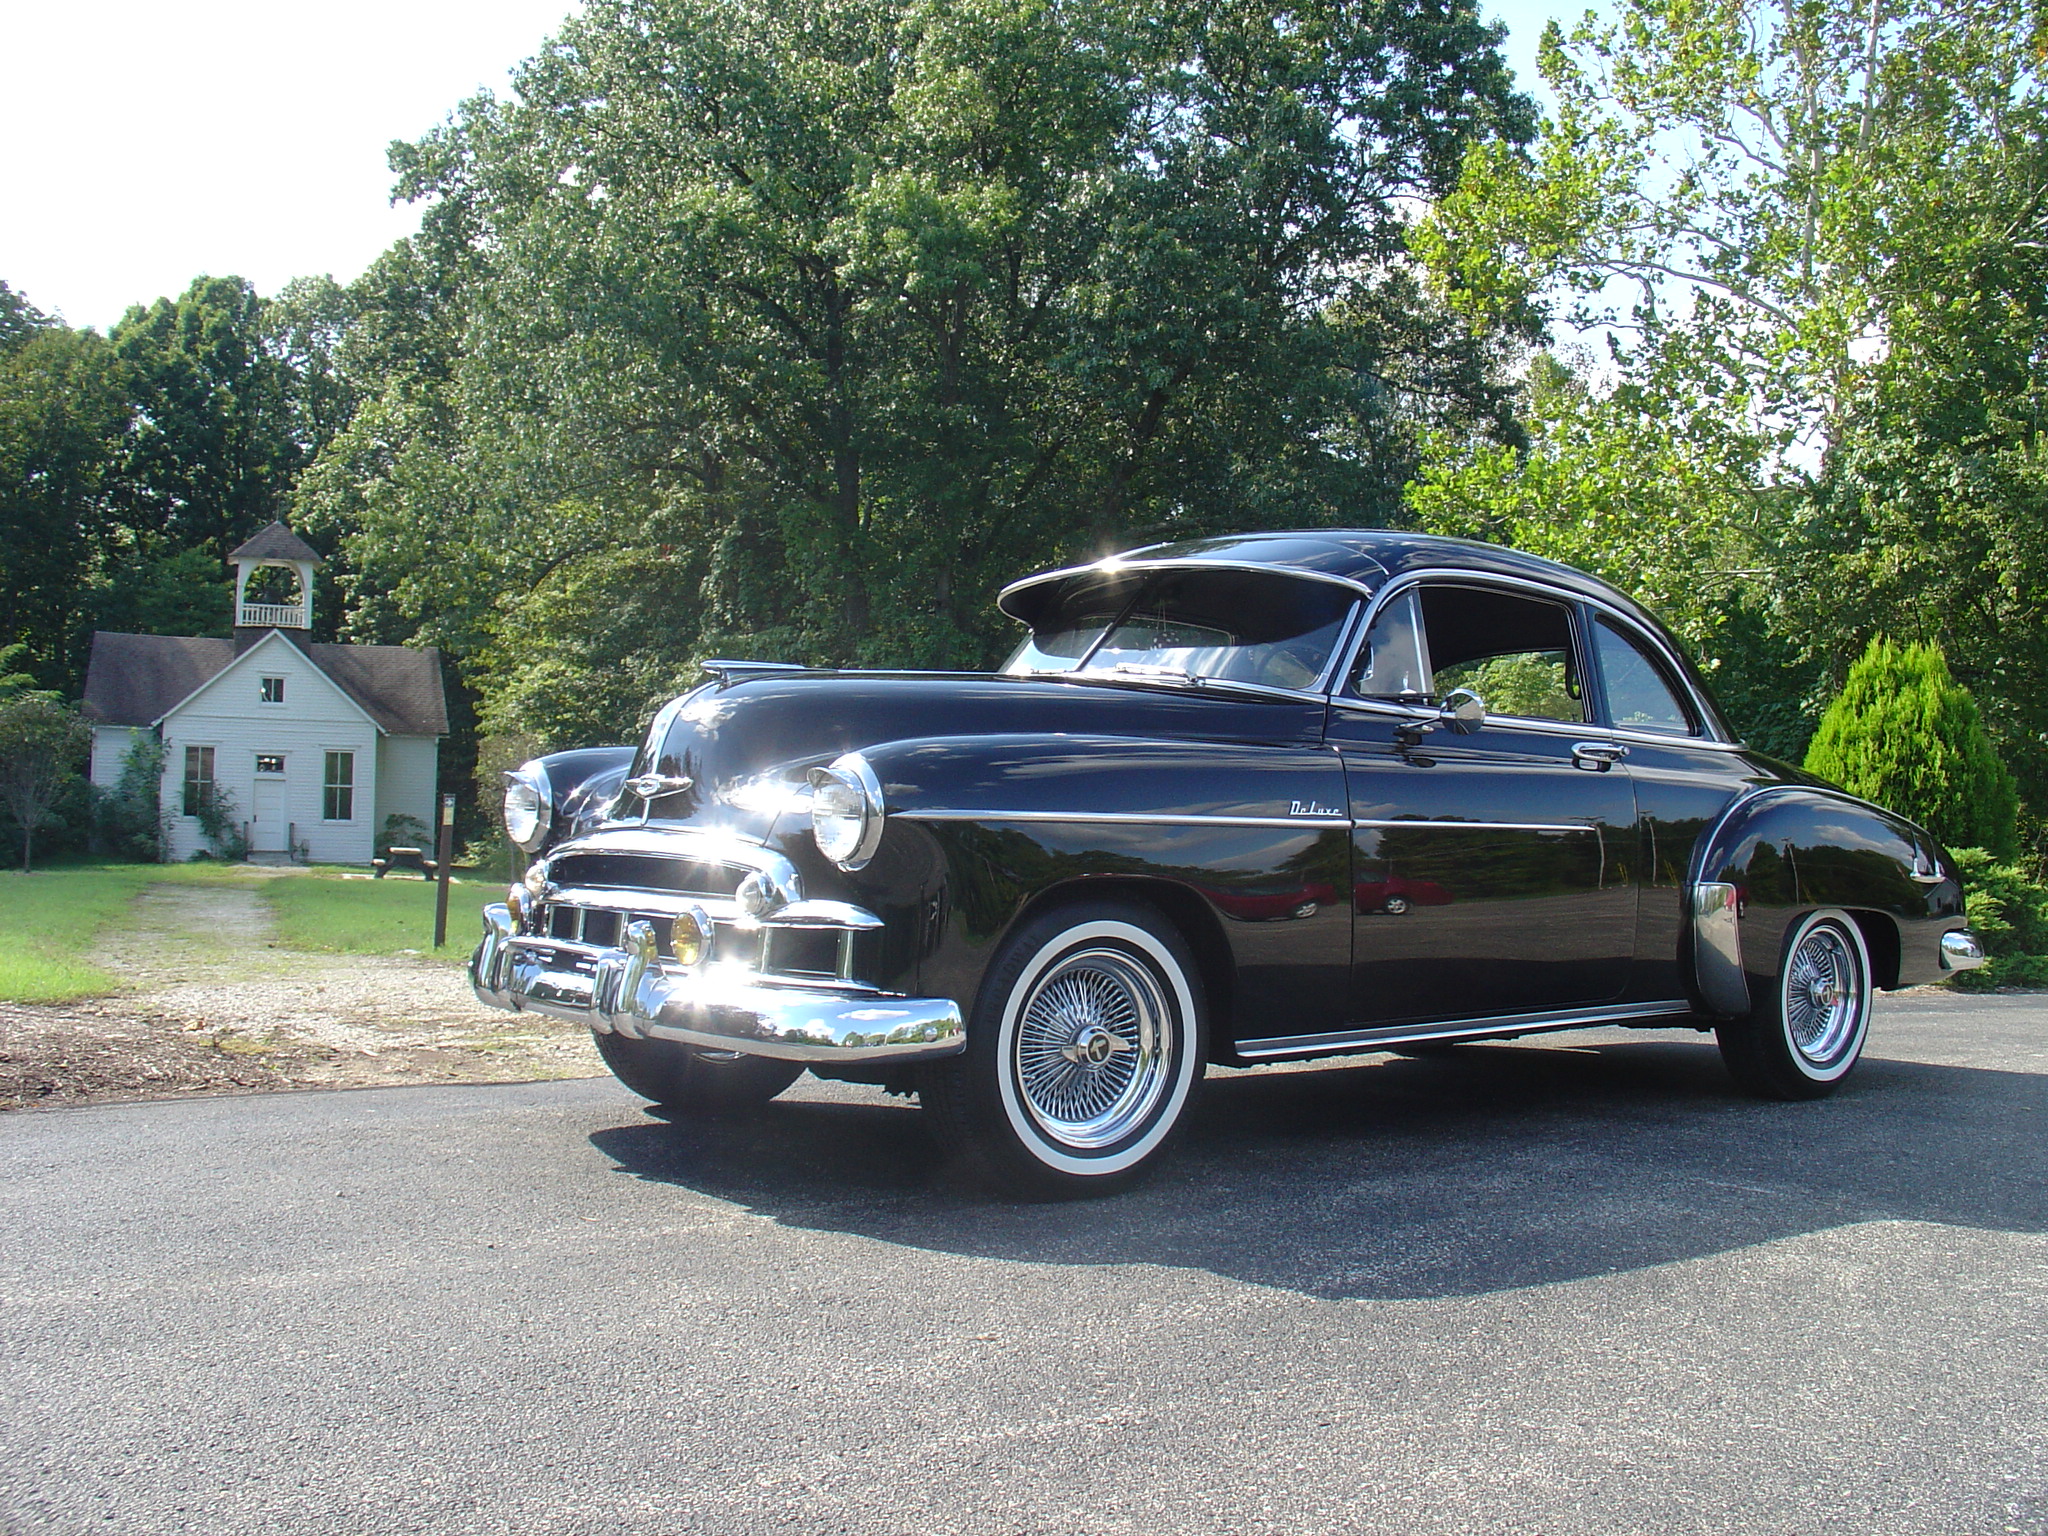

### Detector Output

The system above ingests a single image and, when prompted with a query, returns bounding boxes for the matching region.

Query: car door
[1582,608,1760,1002]
[1328,580,1639,1027]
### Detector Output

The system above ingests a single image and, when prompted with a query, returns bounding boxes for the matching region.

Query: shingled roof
[227,520,323,564]
[82,631,447,736]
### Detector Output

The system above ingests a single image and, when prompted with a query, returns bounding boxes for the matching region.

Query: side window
[1593,617,1696,734]
[1419,585,1584,723]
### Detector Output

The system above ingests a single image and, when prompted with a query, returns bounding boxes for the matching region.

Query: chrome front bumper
[469,904,965,1064]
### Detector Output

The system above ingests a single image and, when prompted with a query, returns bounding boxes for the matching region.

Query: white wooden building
[82,523,447,865]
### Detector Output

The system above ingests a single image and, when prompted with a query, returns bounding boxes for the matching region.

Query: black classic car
[471,531,1986,1194]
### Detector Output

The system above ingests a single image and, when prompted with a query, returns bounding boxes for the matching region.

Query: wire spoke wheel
[1012,947,1174,1150]
[1783,922,1863,1067]
[1716,908,1873,1101]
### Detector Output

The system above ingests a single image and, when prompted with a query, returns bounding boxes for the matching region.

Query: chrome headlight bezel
[807,751,885,871]
[503,762,553,853]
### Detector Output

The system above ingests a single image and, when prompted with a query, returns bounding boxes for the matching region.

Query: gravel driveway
[0,881,600,1108]
[2,989,2043,1535]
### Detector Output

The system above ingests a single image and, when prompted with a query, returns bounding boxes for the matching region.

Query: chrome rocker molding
[1236,998,1696,1060]
[1690,880,1750,1016]
[471,904,965,1065]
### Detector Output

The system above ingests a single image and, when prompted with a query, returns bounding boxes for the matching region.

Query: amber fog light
[670,904,713,968]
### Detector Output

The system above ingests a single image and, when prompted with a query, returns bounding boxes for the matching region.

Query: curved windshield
[1004,567,1357,692]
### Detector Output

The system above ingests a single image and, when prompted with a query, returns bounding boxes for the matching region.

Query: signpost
[433,793,456,949]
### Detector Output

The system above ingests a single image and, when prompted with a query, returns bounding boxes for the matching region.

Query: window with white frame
[182,746,214,817]
[255,753,285,775]
[322,751,355,821]
[259,676,286,704]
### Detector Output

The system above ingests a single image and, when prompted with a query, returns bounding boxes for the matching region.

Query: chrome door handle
[1572,742,1628,771]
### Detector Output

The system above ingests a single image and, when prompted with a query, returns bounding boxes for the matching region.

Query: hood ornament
[626,772,693,801]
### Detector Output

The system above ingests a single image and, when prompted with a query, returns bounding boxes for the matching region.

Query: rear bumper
[1940,928,1987,972]
[469,904,965,1064]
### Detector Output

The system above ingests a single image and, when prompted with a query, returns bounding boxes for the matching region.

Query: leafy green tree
[1414,0,2048,831]
[110,275,302,567]
[1803,637,2019,857]
[305,0,1535,747]
[0,281,51,351]
[0,317,131,691]
[1406,354,1821,755]
[0,693,92,871]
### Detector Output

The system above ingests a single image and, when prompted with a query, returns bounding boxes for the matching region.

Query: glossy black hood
[616,670,1327,839]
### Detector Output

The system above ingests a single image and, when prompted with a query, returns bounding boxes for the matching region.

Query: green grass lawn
[0,860,501,1004]
[263,871,499,958]
[0,860,256,1003]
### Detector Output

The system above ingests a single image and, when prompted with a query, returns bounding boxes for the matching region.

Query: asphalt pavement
[4,990,2045,1535]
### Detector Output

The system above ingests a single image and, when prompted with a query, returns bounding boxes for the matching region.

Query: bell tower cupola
[228,521,321,635]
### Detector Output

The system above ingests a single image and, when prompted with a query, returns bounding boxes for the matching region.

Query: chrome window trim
[1331,569,1731,744]
[1237,999,1696,1059]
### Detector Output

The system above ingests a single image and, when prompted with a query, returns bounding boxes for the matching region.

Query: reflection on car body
[474,530,1986,1195]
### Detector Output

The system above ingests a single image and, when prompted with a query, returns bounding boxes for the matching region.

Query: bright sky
[1,0,1577,335]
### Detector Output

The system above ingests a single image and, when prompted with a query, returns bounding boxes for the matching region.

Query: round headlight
[502,763,553,852]
[808,752,884,871]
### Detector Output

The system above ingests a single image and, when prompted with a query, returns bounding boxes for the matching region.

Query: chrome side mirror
[1440,688,1486,734]
[1395,688,1486,747]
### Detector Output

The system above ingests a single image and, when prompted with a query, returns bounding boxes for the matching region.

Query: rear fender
[1689,787,1966,1010]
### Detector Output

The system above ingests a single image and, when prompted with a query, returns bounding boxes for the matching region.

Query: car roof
[999,529,1668,633]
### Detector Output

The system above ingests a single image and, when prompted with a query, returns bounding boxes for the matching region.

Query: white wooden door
[250,776,287,853]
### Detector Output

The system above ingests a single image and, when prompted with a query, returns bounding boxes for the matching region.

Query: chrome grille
[547,851,745,897]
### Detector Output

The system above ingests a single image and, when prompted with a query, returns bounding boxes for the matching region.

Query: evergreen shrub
[1950,848,2048,990]
[1804,638,2020,857]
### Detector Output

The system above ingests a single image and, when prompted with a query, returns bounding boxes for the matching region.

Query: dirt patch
[2,880,602,1110]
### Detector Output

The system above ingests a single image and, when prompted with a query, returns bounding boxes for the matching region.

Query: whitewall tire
[920,899,1206,1197]
[1716,908,1873,1101]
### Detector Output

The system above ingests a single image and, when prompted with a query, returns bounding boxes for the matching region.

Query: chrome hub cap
[1785,924,1863,1066]
[1014,947,1175,1150]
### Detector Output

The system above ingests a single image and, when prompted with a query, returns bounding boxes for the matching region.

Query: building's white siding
[374,735,440,847]
[90,725,147,790]
[158,635,381,864]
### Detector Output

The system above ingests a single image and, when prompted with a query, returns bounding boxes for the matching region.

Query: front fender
[843,728,1353,1051]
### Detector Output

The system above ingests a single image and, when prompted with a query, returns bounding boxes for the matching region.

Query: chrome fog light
[523,862,549,899]
[808,752,885,871]
[670,904,714,968]
[506,886,530,928]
